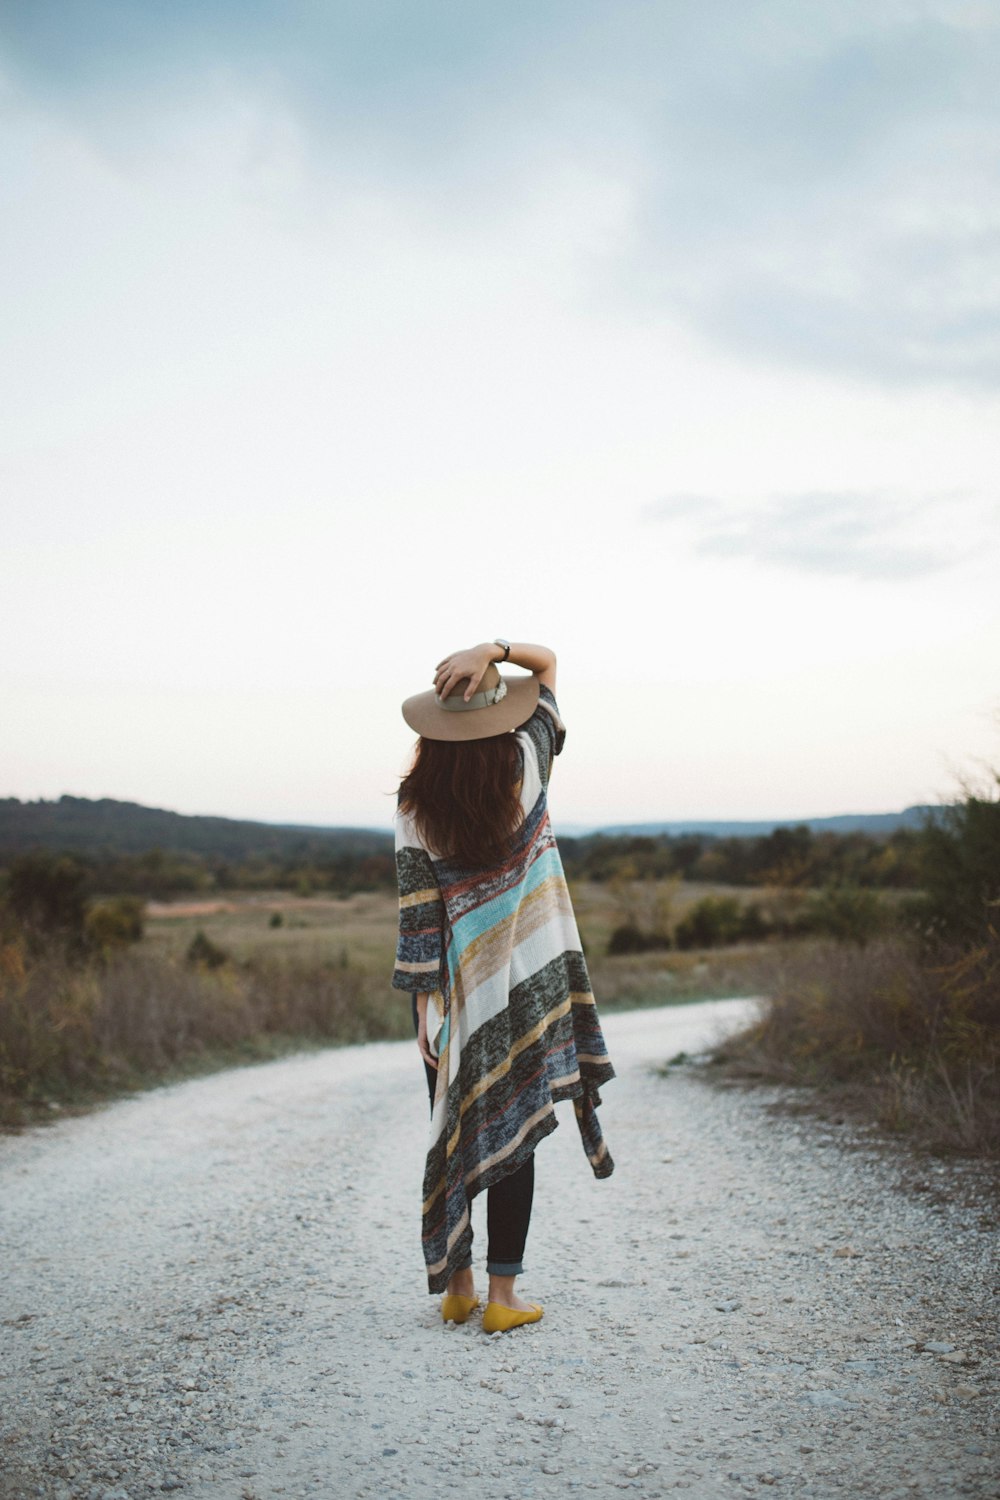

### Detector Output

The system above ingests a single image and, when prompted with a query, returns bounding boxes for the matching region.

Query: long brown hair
[398,733,523,867]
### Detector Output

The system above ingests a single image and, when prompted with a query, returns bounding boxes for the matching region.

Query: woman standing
[392,640,615,1333]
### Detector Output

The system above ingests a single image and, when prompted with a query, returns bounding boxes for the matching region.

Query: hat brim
[401,674,540,741]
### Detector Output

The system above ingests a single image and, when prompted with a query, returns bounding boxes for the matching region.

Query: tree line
[3,789,997,958]
[558,823,924,889]
[0,820,931,906]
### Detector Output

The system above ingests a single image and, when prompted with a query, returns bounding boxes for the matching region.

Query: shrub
[4,852,88,952]
[607,923,671,956]
[716,935,1000,1153]
[675,895,747,950]
[185,930,229,969]
[794,884,886,945]
[916,782,1000,946]
[84,897,145,952]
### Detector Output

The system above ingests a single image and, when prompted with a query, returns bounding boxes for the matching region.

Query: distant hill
[0,795,392,863]
[0,794,941,867]
[578,807,938,839]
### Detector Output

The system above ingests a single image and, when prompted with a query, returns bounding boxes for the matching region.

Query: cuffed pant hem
[486,1260,524,1276]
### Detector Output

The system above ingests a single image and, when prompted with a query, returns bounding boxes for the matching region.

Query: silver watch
[493,637,511,662]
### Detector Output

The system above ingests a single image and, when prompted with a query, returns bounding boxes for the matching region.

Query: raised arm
[434,641,557,702]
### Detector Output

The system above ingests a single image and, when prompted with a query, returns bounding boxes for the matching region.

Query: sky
[3,0,999,831]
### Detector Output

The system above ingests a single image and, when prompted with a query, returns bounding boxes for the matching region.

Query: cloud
[0,2,575,160]
[621,9,1000,388]
[644,490,992,580]
[2,2,1000,387]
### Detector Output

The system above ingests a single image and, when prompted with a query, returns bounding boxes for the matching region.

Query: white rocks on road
[1,998,997,1500]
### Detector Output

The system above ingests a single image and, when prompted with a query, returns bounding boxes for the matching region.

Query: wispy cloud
[644,490,992,580]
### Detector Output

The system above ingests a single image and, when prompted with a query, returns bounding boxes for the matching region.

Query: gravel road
[2,999,997,1500]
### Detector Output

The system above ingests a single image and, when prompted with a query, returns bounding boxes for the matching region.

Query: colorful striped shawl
[393,686,615,1293]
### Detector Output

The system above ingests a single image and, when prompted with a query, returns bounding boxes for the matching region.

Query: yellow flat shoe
[440,1293,481,1324]
[482,1301,543,1335]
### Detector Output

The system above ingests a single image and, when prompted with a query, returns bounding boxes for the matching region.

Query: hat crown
[401,663,539,742]
[441,661,501,702]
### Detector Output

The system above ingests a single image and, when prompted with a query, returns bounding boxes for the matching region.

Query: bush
[716,935,1000,1153]
[675,895,748,950]
[916,782,1000,946]
[794,885,886,945]
[185,930,229,969]
[4,852,88,952]
[84,897,145,953]
[607,923,671,956]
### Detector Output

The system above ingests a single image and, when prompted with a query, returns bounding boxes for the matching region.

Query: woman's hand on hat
[434,643,497,702]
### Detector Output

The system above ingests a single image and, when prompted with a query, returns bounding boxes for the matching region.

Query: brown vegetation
[712,936,1000,1156]
[0,880,769,1128]
[701,776,1000,1159]
[3,778,997,1156]
[0,944,411,1128]
[706,769,1000,1159]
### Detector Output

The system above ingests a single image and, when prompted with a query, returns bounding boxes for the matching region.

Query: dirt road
[2,1000,997,1499]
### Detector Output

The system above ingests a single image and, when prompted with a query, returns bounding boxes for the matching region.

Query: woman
[392,640,615,1334]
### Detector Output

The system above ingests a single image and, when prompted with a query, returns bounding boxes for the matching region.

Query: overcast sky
[3,1,999,830]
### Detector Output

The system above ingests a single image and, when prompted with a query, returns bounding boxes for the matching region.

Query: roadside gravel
[2,999,997,1500]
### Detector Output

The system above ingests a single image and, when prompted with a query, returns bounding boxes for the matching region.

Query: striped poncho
[392,685,615,1293]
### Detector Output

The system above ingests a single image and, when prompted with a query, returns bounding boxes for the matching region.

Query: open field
[142,880,784,1009]
[14,880,987,1153]
[144,890,397,976]
[2,883,782,1130]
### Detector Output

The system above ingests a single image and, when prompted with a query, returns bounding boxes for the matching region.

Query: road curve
[1,999,997,1500]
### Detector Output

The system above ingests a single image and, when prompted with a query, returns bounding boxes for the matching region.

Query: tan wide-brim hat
[402,661,540,742]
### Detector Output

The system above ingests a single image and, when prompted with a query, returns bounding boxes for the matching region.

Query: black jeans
[412,994,534,1277]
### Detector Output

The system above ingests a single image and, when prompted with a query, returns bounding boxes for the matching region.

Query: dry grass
[713,936,1000,1157]
[141,890,395,972]
[586,944,777,1008]
[139,884,780,1009]
[6,849,997,1158]
[0,884,782,1127]
[0,941,411,1128]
